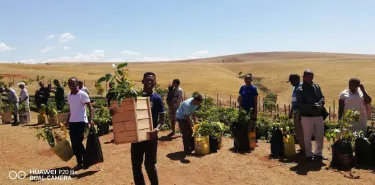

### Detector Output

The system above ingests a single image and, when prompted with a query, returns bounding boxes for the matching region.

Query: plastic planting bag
[232,123,250,152]
[355,137,373,165]
[270,127,284,158]
[331,140,354,170]
[53,123,74,161]
[83,125,104,168]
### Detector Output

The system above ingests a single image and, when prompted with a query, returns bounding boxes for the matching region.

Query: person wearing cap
[295,69,327,161]
[18,82,30,124]
[0,86,19,125]
[287,74,304,153]
[176,94,203,155]
[338,77,372,132]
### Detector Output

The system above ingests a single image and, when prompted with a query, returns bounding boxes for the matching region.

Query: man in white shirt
[18,82,30,124]
[65,77,95,171]
[0,87,19,125]
[78,80,89,95]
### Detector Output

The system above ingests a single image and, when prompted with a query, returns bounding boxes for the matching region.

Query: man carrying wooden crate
[131,72,165,185]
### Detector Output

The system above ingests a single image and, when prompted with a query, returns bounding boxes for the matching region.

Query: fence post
[230,94,232,108]
[288,105,291,114]
[258,96,261,112]
[329,106,331,121]
[333,100,336,119]
[276,104,279,114]
[217,93,219,105]
[234,102,237,108]
[284,104,287,117]
[220,100,222,108]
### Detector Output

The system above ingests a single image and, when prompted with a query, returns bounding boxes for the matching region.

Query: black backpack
[166,86,175,106]
[331,140,354,169]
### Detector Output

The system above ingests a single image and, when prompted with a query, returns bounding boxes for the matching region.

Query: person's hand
[359,84,365,92]
[148,129,159,140]
[89,120,95,126]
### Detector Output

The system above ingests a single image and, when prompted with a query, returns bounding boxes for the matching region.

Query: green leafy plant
[18,102,27,114]
[325,109,361,143]
[95,81,105,95]
[93,106,111,125]
[0,101,14,112]
[217,107,238,126]
[58,104,70,114]
[97,63,138,106]
[193,121,214,137]
[36,126,62,147]
[47,101,58,117]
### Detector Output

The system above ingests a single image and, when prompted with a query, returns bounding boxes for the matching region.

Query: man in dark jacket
[296,70,327,161]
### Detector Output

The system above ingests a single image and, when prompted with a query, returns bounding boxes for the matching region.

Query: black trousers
[178,119,194,154]
[69,122,86,164]
[131,139,158,185]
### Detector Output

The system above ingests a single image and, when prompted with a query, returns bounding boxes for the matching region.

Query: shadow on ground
[166,151,190,164]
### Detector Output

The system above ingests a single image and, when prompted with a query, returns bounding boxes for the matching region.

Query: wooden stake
[234,102,237,108]
[217,93,219,105]
[329,106,331,121]
[333,100,336,119]
[230,94,232,108]
[284,104,287,116]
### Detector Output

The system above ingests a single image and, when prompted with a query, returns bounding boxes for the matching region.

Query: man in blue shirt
[288,74,305,153]
[176,94,202,155]
[238,74,258,123]
[131,72,165,185]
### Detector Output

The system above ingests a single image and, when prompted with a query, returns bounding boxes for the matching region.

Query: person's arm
[192,112,197,123]
[360,84,372,104]
[317,85,325,106]
[81,93,94,125]
[338,99,345,120]
[154,97,166,131]
[238,86,242,108]
[65,113,70,127]
[178,89,184,103]
[252,87,259,120]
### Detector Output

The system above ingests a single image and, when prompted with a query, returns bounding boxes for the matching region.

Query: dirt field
[1,52,375,108]
[0,112,374,185]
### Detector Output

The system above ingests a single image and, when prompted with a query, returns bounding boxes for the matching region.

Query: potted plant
[325,109,361,170]
[193,121,213,155]
[18,102,28,124]
[57,104,70,126]
[47,102,58,126]
[93,106,111,136]
[210,122,225,152]
[232,109,252,152]
[0,101,14,124]
[38,104,47,125]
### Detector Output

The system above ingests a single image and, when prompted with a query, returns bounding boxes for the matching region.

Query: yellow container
[283,135,296,157]
[195,136,210,155]
[52,139,74,162]
[248,130,256,149]
[48,115,58,126]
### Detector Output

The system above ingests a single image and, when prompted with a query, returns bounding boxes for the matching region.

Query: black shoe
[72,164,84,171]
[306,157,314,162]
[314,155,328,161]
[167,132,175,137]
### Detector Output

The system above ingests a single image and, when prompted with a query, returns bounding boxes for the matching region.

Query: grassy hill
[1,51,375,108]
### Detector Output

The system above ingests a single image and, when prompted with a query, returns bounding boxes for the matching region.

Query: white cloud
[120,50,140,56]
[190,50,209,59]
[44,50,105,63]
[192,50,209,56]
[45,34,55,39]
[0,42,15,51]
[134,56,176,62]
[59,33,75,43]
[40,46,55,53]
[63,46,70,50]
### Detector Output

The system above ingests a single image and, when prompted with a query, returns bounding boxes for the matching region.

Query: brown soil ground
[0,112,374,185]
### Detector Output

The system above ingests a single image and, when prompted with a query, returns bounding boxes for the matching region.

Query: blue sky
[1,0,375,63]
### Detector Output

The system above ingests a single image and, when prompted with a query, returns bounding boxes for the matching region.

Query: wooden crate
[111,97,153,144]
